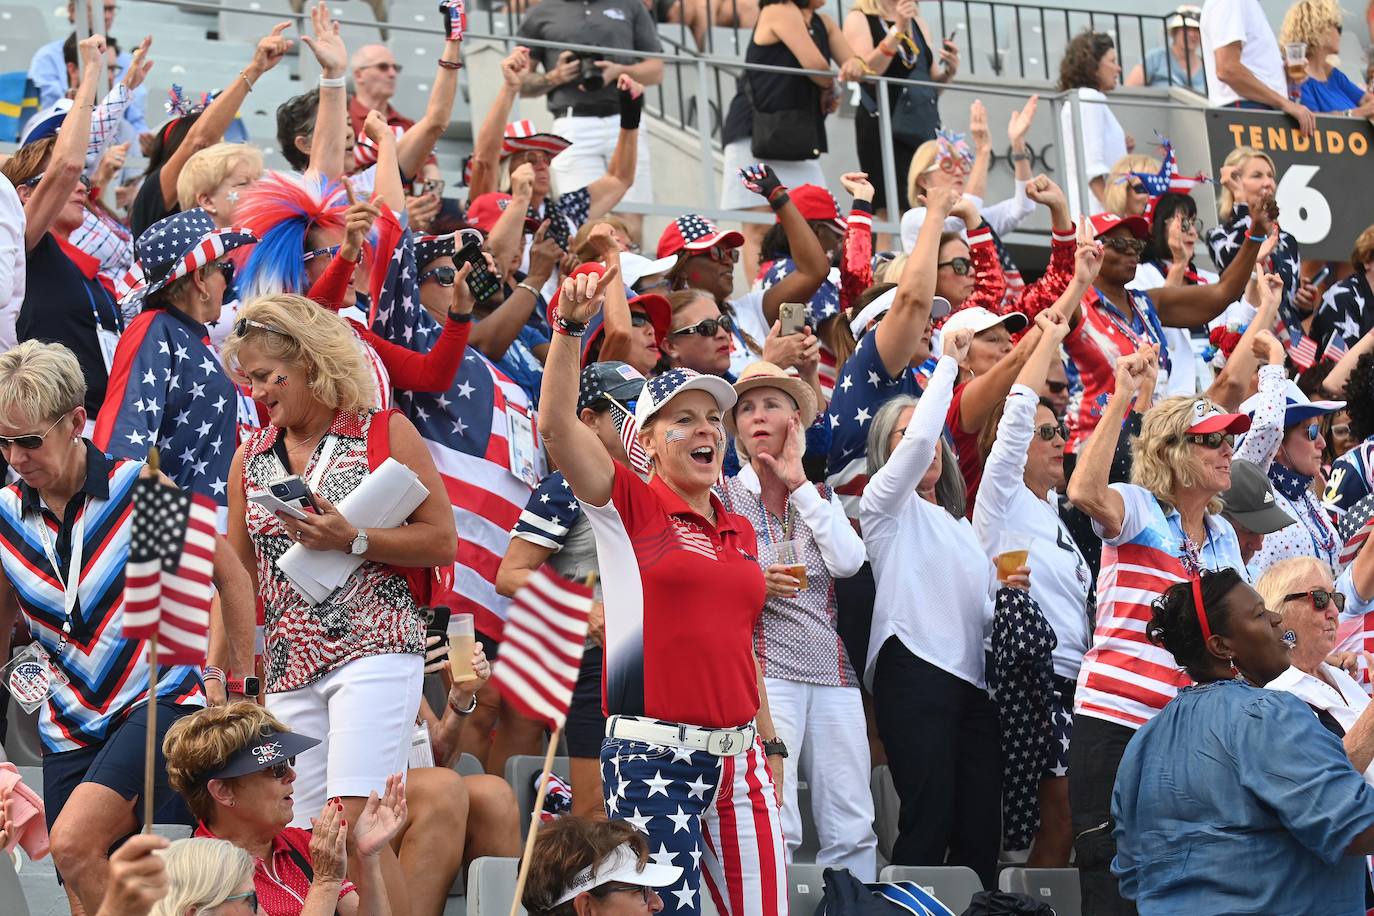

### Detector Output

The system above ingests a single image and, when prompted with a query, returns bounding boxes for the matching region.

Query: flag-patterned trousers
[601,721,788,915]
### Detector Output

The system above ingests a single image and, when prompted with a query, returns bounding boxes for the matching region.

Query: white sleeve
[0,176,24,353]
[1234,364,1287,471]
[899,207,924,253]
[1094,483,1156,546]
[1204,0,1247,49]
[1081,94,1115,180]
[861,356,959,516]
[980,184,1037,238]
[974,386,1038,541]
[790,483,867,577]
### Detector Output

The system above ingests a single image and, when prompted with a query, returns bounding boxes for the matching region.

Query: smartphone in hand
[779,301,807,336]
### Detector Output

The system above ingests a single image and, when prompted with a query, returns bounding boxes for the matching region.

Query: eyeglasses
[590,883,657,903]
[1045,380,1069,394]
[691,245,738,264]
[1101,236,1146,255]
[1283,588,1346,612]
[223,889,259,911]
[1183,431,1235,449]
[234,318,289,338]
[1177,216,1205,233]
[937,256,973,276]
[303,245,340,263]
[1033,422,1068,442]
[1331,423,1352,438]
[267,756,297,780]
[419,267,456,287]
[936,157,971,176]
[362,61,403,73]
[671,315,734,338]
[0,413,69,451]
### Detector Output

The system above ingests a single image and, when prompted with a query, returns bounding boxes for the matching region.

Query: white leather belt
[606,715,756,757]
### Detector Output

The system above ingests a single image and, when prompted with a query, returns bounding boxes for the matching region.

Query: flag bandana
[1127,134,1211,198]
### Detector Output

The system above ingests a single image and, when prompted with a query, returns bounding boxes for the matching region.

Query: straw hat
[725,361,819,438]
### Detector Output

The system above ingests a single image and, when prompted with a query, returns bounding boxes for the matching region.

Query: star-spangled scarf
[1269,460,1312,502]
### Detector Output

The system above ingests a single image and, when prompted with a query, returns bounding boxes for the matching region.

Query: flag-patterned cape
[370,233,538,637]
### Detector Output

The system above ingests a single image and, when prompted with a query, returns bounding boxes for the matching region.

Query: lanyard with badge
[2,508,79,712]
[85,280,123,374]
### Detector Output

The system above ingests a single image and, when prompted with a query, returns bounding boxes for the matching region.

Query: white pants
[551,114,654,204]
[267,653,424,827]
[765,677,878,881]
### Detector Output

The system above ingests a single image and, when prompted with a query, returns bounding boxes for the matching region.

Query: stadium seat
[869,765,898,863]
[455,752,485,777]
[879,865,983,913]
[0,848,30,916]
[504,754,570,842]
[468,855,524,916]
[999,867,1082,916]
[785,862,827,916]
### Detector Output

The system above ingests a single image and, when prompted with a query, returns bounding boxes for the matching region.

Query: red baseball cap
[465,192,514,234]
[1088,212,1150,240]
[1186,398,1252,435]
[656,214,744,259]
[786,184,846,233]
[546,263,606,324]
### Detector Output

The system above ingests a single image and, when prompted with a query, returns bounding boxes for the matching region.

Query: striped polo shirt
[0,443,203,752]
[1073,482,1245,729]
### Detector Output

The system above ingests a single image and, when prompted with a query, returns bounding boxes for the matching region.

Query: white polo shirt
[1201,0,1287,106]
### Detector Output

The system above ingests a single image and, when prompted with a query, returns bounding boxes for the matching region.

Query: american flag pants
[601,722,788,915]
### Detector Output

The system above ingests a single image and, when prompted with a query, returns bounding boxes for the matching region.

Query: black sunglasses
[671,315,734,337]
[1034,422,1068,442]
[0,413,69,451]
[217,261,235,285]
[420,267,456,287]
[590,884,655,902]
[1183,431,1235,449]
[1102,236,1146,255]
[1128,183,1149,195]
[937,256,973,276]
[1283,588,1346,612]
[629,311,652,328]
[268,756,297,779]
[22,172,91,189]
[234,318,289,338]
[1045,380,1069,394]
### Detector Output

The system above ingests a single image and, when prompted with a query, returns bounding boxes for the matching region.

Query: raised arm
[1152,196,1273,327]
[360,109,404,215]
[301,0,348,179]
[837,171,874,314]
[23,34,101,251]
[584,76,643,220]
[737,164,829,324]
[864,334,968,514]
[1066,347,1155,539]
[965,101,992,200]
[538,267,622,507]
[872,187,957,376]
[1206,271,1281,410]
[469,46,527,200]
[1233,358,1288,472]
[157,22,292,209]
[395,34,463,181]
[1324,327,1374,396]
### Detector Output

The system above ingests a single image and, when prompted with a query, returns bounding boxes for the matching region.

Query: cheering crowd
[4,0,1374,913]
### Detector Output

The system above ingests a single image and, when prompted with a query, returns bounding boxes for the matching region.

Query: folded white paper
[278,457,431,605]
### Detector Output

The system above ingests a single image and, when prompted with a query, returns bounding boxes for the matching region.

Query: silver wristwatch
[349,529,369,556]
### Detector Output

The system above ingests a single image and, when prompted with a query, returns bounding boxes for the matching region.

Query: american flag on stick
[607,396,651,477]
[121,469,216,665]
[1324,333,1349,363]
[492,567,593,729]
[1289,332,1320,371]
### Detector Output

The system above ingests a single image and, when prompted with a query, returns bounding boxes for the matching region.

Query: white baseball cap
[552,843,684,906]
[849,288,952,338]
[634,368,738,430]
[940,306,1030,337]
[620,251,677,289]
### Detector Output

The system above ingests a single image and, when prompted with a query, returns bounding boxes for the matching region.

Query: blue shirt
[1142,46,1208,94]
[495,323,548,407]
[1113,679,1374,914]
[27,38,149,134]
[1300,69,1368,113]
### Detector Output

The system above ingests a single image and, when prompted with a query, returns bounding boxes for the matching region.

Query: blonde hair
[1279,0,1344,52]
[0,340,85,426]
[573,217,632,262]
[1218,147,1276,221]
[875,253,907,284]
[219,294,376,414]
[148,838,254,916]
[906,140,940,212]
[1350,223,1374,268]
[1103,154,1162,216]
[851,0,888,16]
[164,702,294,823]
[1130,395,1226,514]
[175,142,264,212]
[1255,556,1333,620]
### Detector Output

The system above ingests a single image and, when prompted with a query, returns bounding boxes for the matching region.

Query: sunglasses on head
[223,889,259,911]
[419,266,456,287]
[937,256,973,276]
[671,315,734,338]
[1034,422,1068,442]
[234,318,289,338]
[303,245,340,263]
[1184,431,1234,449]
[1102,236,1146,255]
[0,413,69,451]
[1283,588,1346,611]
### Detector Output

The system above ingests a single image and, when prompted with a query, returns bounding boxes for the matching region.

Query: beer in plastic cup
[447,612,475,681]
[995,533,1032,585]
[1284,42,1308,83]
[762,540,808,591]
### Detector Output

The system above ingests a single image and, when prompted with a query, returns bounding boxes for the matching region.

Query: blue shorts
[42,699,199,833]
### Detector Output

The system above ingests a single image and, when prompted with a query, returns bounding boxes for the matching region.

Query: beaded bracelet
[551,308,588,337]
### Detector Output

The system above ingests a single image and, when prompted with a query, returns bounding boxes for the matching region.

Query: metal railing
[124,0,1219,236]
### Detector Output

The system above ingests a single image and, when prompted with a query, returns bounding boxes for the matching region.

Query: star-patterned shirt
[1206,203,1303,329]
[1325,441,1374,518]
[93,305,237,512]
[1311,270,1374,353]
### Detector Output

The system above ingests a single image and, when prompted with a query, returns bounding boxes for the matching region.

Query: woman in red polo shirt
[540,268,787,916]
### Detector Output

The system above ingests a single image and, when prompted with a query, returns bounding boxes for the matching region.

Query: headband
[1191,575,1213,644]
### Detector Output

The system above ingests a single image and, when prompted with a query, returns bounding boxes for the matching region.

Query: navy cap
[204,727,321,780]
[577,361,646,415]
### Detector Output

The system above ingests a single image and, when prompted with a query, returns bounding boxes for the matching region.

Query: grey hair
[147,838,254,916]
[866,395,967,518]
[1255,556,1334,621]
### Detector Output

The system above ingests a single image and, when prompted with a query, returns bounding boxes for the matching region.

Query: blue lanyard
[83,278,121,332]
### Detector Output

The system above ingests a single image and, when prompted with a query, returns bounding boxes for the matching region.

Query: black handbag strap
[284,840,314,882]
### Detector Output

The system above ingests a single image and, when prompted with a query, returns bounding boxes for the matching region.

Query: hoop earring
[200,292,210,302]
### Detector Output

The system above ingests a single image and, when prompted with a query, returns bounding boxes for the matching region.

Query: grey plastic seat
[879,865,984,913]
[503,753,570,842]
[999,866,1082,916]
[468,855,524,916]
[785,862,828,916]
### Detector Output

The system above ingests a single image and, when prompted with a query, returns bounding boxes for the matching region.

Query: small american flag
[1339,494,1374,568]
[608,397,651,476]
[1324,333,1349,363]
[492,567,593,730]
[1289,332,1319,371]
[122,474,217,664]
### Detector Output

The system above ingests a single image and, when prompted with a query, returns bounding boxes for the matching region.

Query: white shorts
[719,138,827,210]
[551,114,654,205]
[266,652,424,827]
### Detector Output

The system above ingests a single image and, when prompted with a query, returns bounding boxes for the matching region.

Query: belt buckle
[706,729,741,756]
